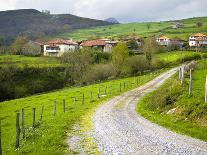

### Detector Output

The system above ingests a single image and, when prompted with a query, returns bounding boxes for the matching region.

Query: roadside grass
[137,59,207,141]
[0,55,62,67]
[0,69,164,155]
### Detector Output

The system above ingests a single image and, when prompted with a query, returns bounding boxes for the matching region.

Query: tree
[112,42,129,75]
[142,37,157,66]
[147,23,151,30]
[127,40,138,50]
[196,22,203,27]
[11,36,28,55]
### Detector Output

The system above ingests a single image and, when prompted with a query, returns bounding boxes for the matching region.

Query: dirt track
[92,68,207,155]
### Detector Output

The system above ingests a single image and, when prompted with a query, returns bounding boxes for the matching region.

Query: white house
[156,36,171,46]
[44,39,78,57]
[189,33,207,47]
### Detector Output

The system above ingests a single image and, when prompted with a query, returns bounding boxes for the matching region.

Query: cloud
[0,0,206,23]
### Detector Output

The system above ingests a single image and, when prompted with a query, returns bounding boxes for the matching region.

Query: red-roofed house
[44,39,78,57]
[156,36,171,46]
[189,33,207,47]
[80,39,118,52]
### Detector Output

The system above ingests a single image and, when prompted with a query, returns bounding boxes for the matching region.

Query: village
[32,33,207,57]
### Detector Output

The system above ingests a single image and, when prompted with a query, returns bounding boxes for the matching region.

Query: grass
[137,59,207,141]
[0,55,62,67]
[0,69,164,155]
[56,17,207,41]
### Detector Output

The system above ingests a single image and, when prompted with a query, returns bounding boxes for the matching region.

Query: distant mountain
[0,9,113,45]
[104,18,119,24]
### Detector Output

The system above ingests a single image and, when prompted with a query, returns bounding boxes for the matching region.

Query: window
[46,46,60,50]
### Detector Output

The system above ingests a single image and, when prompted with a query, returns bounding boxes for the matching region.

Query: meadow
[57,17,207,41]
[0,55,62,68]
[0,69,163,154]
[137,59,207,141]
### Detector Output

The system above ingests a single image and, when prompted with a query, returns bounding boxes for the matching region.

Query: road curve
[92,68,207,155]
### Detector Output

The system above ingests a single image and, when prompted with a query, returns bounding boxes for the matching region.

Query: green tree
[112,42,129,75]
[142,37,157,66]
[147,23,151,30]
[196,22,203,27]
[11,36,28,55]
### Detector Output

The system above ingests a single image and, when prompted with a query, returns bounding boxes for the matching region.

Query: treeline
[0,40,203,101]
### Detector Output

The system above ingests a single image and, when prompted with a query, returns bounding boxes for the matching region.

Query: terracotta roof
[47,39,78,45]
[158,36,169,40]
[192,33,206,37]
[80,40,106,47]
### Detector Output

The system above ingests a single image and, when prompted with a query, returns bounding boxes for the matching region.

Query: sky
[0,0,206,23]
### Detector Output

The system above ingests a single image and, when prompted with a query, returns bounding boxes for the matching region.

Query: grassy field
[137,59,207,141]
[0,69,164,155]
[57,17,207,41]
[0,55,62,67]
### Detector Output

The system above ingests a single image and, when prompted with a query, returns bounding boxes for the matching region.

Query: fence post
[124,82,126,89]
[32,108,36,129]
[98,87,100,98]
[104,86,107,95]
[74,97,76,108]
[63,99,65,113]
[181,66,185,85]
[110,85,112,95]
[53,100,56,116]
[16,113,20,148]
[0,120,2,155]
[120,83,121,92]
[189,69,192,96]
[90,91,92,103]
[205,75,207,103]
[22,109,25,139]
[178,67,181,80]
[82,93,84,105]
[40,106,44,121]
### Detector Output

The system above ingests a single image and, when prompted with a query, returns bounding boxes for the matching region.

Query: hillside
[0,9,112,45]
[57,17,207,41]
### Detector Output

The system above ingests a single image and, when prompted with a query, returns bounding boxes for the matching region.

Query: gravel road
[92,68,207,155]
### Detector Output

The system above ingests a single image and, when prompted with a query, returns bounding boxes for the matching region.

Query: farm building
[189,33,207,47]
[80,39,118,52]
[156,36,171,46]
[43,39,78,57]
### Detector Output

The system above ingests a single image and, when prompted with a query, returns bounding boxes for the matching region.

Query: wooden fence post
[205,75,207,103]
[98,87,100,98]
[53,100,56,116]
[32,108,36,129]
[189,69,192,96]
[22,109,25,139]
[82,93,84,105]
[0,120,2,155]
[124,82,126,89]
[16,113,20,148]
[120,83,121,92]
[90,91,92,103]
[110,85,112,95]
[40,106,44,121]
[104,86,107,95]
[63,99,65,113]
[74,97,76,108]
[181,66,184,85]
[178,67,181,80]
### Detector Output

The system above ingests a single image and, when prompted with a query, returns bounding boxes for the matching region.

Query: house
[189,33,207,47]
[156,36,171,46]
[172,22,184,29]
[80,39,118,52]
[44,39,78,57]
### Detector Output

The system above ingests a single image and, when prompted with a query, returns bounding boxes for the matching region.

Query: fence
[0,71,161,154]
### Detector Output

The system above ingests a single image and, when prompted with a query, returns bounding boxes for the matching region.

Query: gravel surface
[92,68,207,155]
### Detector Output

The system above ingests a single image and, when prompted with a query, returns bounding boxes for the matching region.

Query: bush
[84,64,115,83]
[181,53,201,62]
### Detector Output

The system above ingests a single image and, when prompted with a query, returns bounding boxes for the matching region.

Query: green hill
[57,17,207,41]
[0,9,112,45]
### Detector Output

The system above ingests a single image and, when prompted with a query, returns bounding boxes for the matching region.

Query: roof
[80,40,106,47]
[158,36,170,40]
[46,39,78,45]
[192,33,206,37]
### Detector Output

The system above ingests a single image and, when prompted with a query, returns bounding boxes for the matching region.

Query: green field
[0,55,62,67]
[137,59,207,141]
[0,70,164,154]
[57,17,207,41]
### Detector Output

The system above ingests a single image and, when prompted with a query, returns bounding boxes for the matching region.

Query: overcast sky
[0,0,206,23]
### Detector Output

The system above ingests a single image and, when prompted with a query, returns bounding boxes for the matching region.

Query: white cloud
[0,0,206,23]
